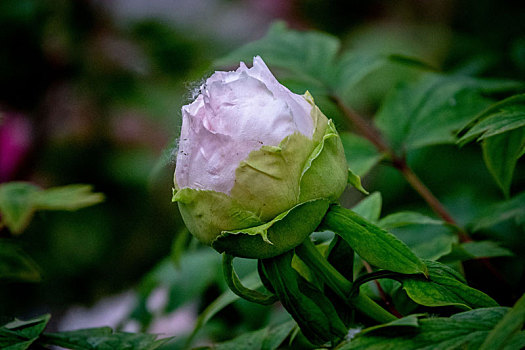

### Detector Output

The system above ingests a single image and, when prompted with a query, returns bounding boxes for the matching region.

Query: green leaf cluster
[217,21,524,195]
[202,21,525,348]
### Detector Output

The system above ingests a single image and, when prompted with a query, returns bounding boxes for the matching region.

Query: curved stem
[361,260,404,318]
[295,239,397,323]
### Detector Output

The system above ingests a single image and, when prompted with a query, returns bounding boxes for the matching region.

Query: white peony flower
[173,56,348,258]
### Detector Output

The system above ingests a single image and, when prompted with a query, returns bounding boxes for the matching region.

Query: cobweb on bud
[183,75,209,104]
[173,73,215,165]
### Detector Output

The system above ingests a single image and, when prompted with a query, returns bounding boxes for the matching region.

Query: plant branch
[332,95,390,154]
[330,94,467,239]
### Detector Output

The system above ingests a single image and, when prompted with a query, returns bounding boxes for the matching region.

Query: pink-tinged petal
[175,57,314,194]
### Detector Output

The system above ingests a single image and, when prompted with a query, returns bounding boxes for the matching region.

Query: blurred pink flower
[0,113,33,182]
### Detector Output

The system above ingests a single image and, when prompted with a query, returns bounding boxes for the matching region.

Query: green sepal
[173,188,262,245]
[212,199,330,259]
[222,254,278,305]
[230,136,307,221]
[347,168,369,195]
[299,118,349,202]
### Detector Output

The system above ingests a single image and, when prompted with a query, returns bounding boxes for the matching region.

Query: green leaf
[340,132,384,177]
[381,220,457,261]
[374,73,523,152]
[41,328,171,350]
[376,212,457,260]
[470,190,525,231]
[0,241,41,282]
[503,332,525,350]
[0,182,104,234]
[40,328,112,348]
[334,53,433,103]
[400,260,498,309]
[208,320,295,350]
[33,184,105,211]
[321,205,427,276]
[441,241,513,263]
[472,115,525,143]
[216,23,433,103]
[481,293,525,350]
[0,314,50,350]
[351,192,382,222]
[333,52,391,101]
[378,211,446,230]
[410,233,456,261]
[0,182,39,234]
[458,93,525,145]
[460,241,514,258]
[215,21,339,93]
[338,307,509,350]
[482,127,525,197]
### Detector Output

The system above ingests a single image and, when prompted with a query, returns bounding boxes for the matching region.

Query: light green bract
[173,93,348,258]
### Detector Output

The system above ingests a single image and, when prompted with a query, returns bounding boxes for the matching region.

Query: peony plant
[172,56,432,346]
[173,56,348,259]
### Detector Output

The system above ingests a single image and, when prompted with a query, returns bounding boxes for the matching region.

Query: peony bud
[173,56,347,258]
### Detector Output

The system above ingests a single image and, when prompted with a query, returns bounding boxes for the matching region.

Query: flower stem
[295,239,397,323]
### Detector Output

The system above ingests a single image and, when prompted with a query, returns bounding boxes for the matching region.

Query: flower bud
[173,56,347,258]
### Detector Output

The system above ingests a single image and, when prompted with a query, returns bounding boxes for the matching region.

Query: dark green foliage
[338,308,513,349]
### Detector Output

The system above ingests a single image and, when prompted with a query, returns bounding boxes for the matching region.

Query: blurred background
[1,0,524,347]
